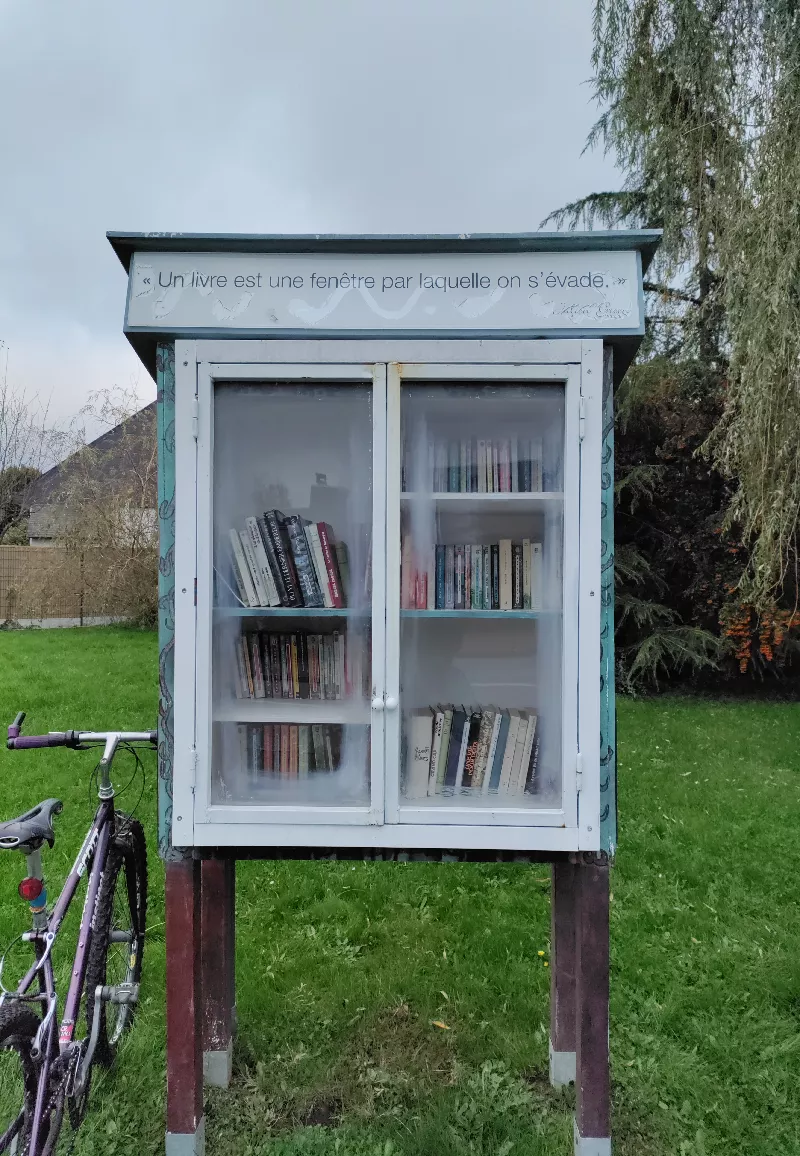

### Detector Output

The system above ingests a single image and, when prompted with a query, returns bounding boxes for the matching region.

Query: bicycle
[0,712,156,1155]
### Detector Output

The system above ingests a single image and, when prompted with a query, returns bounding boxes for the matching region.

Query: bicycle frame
[1,726,155,1155]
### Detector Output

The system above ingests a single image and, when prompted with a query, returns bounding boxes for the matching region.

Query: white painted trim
[384,365,402,824]
[549,1041,576,1086]
[203,1043,232,1089]
[369,364,388,824]
[191,361,215,841]
[192,818,582,851]
[397,363,572,381]
[193,338,585,366]
[395,805,567,827]
[208,362,376,380]
[165,1117,205,1156]
[173,341,198,849]
[574,1121,611,1156]
[561,364,582,828]
[577,341,603,850]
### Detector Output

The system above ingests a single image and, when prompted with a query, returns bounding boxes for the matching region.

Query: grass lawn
[0,627,798,1155]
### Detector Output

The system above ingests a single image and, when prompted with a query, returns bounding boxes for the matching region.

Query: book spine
[464,545,471,610]
[284,516,324,607]
[443,709,465,793]
[531,541,543,609]
[445,545,455,609]
[512,542,523,610]
[260,635,273,698]
[477,440,487,492]
[250,634,265,699]
[454,546,465,610]
[521,439,532,493]
[305,523,333,607]
[317,523,344,608]
[298,725,310,779]
[264,511,302,606]
[523,539,532,609]
[482,710,504,794]
[499,539,513,610]
[488,710,510,791]
[448,441,458,492]
[334,541,350,607]
[241,635,254,698]
[246,516,279,606]
[228,529,253,607]
[459,440,467,492]
[239,531,268,606]
[428,708,445,796]
[437,707,453,792]
[298,633,310,699]
[472,710,492,790]
[498,712,521,792]
[531,437,543,491]
[256,516,288,605]
[483,545,491,610]
[491,544,500,609]
[230,529,257,607]
[453,709,474,791]
[435,545,446,609]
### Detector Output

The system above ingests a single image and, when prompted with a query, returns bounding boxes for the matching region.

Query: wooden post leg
[550,860,577,1086]
[574,859,611,1156]
[201,858,236,1088]
[166,859,204,1156]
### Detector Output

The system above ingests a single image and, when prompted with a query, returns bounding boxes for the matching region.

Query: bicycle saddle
[0,799,63,852]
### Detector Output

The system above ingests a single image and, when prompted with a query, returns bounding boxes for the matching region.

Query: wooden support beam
[201,858,236,1088]
[574,859,611,1156]
[165,859,205,1155]
[550,860,577,1086]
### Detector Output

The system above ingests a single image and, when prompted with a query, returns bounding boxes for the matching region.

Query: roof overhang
[108,230,661,383]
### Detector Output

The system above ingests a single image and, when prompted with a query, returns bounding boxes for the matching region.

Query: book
[284,516,324,607]
[229,528,257,607]
[428,706,446,796]
[498,710,522,792]
[482,709,505,794]
[256,515,288,605]
[512,542,523,610]
[509,711,531,793]
[249,634,266,699]
[472,709,494,790]
[443,707,467,793]
[517,714,538,794]
[531,541,543,609]
[436,705,454,792]
[334,541,351,606]
[317,523,345,608]
[239,531,267,606]
[499,539,513,611]
[445,545,455,609]
[406,710,433,798]
[298,725,310,779]
[454,707,476,790]
[435,545,446,609]
[263,510,302,607]
[305,523,333,608]
[522,539,532,610]
[477,440,487,492]
[483,545,491,609]
[491,544,500,609]
[246,516,280,607]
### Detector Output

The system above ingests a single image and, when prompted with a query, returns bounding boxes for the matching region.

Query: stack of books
[233,629,365,700]
[238,722,345,777]
[404,706,539,799]
[228,510,349,609]
[401,537,542,611]
[403,436,543,493]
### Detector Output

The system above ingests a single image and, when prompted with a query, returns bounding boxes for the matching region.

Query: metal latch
[191,397,199,440]
[576,751,583,793]
[579,396,586,441]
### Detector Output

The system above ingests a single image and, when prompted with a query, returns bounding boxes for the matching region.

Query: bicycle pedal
[102,982,140,1005]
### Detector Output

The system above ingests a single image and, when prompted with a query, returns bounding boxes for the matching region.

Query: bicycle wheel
[84,815,147,1068]
[0,1004,40,1155]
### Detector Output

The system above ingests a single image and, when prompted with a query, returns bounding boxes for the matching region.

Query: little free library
[109,229,659,1156]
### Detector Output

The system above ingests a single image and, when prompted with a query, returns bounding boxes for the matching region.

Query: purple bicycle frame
[9,796,115,1154]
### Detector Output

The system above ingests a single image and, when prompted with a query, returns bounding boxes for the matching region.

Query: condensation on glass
[398,383,565,812]
[210,382,372,808]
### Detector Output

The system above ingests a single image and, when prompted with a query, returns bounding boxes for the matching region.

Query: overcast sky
[0,0,618,426]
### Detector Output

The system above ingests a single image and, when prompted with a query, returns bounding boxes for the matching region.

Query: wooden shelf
[214,699,371,724]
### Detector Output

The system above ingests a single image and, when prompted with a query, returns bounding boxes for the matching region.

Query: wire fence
[0,546,114,623]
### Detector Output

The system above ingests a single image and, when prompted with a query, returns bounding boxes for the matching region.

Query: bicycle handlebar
[7,715,158,752]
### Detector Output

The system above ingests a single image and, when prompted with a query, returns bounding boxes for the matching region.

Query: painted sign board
[125,250,642,333]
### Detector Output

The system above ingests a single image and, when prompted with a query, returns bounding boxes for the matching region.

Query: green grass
[0,628,799,1155]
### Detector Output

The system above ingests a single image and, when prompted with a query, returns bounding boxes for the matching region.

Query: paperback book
[226,510,348,609]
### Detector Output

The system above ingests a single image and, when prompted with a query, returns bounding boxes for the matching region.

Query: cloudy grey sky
[0,0,618,424]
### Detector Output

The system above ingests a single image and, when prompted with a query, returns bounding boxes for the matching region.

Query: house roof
[26,403,157,537]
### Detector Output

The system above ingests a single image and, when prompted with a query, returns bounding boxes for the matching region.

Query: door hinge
[191,397,199,440]
[189,746,197,793]
[579,396,586,441]
[576,751,583,793]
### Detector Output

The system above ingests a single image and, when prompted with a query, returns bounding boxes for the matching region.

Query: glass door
[196,363,386,824]
[385,363,580,827]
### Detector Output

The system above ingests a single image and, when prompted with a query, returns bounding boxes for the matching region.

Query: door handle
[371,697,385,712]
[384,696,398,711]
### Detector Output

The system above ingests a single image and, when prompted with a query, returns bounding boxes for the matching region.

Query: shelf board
[214,606,368,619]
[401,609,557,619]
[401,491,563,510]
[214,699,371,724]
